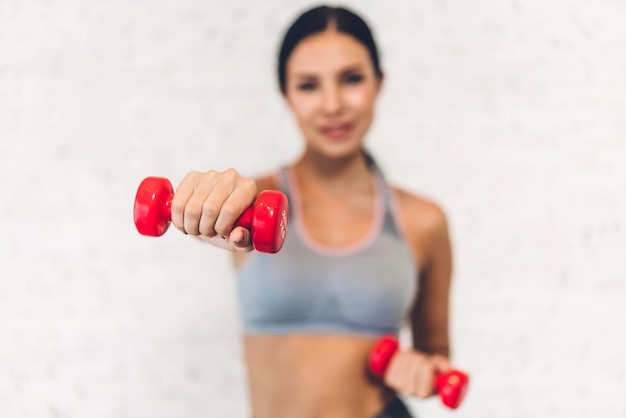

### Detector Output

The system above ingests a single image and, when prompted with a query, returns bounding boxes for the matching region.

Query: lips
[319,122,353,141]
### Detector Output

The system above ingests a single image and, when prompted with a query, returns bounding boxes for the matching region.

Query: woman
[170,5,454,418]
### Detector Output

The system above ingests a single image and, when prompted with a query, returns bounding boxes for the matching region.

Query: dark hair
[277,5,383,94]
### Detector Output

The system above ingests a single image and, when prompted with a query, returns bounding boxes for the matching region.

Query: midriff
[243,334,395,418]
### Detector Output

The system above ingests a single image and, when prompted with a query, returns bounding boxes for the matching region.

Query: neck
[294,147,373,193]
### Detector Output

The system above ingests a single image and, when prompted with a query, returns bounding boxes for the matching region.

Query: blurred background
[1,0,625,417]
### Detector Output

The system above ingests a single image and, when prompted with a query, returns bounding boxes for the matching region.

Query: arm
[383,189,453,398]
[409,205,453,358]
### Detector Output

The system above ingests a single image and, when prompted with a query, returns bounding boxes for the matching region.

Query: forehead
[287,30,372,75]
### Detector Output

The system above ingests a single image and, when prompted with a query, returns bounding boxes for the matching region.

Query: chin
[315,144,364,162]
[308,134,365,159]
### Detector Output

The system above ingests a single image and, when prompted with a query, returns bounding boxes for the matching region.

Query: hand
[170,169,257,251]
[383,349,451,399]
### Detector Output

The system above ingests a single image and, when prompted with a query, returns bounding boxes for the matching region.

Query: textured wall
[1,0,625,417]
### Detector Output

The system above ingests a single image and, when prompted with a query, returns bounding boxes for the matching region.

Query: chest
[298,191,377,248]
[237,227,418,333]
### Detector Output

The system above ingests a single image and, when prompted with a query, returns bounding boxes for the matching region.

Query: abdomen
[243,334,394,418]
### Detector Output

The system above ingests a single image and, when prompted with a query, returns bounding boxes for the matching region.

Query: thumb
[229,226,253,252]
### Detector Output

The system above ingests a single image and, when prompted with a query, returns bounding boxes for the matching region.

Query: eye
[343,73,364,85]
[297,81,317,91]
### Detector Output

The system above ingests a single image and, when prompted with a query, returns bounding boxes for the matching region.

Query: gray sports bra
[236,165,418,337]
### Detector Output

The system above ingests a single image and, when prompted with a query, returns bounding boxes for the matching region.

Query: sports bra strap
[363,154,406,240]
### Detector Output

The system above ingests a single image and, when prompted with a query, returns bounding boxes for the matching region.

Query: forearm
[411,329,450,358]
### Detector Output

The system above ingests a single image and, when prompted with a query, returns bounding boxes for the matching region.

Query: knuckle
[223,167,239,178]
[202,200,221,219]
[197,170,217,185]
[214,225,229,237]
[171,200,186,218]
[220,200,239,218]
[184,170,200,182]
[184,202,202,218]
[413,352,428,364]
[215,217,237,236]
[199,223,215,237]
[203,169,218,178]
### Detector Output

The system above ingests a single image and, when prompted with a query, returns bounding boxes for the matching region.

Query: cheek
[288,94,319,126]
[346,87,378,117]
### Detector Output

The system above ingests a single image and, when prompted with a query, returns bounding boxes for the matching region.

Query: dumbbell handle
[369,335,469,410]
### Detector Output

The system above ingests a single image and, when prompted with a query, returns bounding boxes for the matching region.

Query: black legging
[252,396,414,418]
[374,396,414,418]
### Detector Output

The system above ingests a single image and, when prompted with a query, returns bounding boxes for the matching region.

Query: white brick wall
[1,1,625,417]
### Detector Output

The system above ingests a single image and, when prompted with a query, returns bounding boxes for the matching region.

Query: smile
[319,123,354,141]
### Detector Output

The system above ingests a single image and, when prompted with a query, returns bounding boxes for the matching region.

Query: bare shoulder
[392,187,449,237]
[391,186,450,268]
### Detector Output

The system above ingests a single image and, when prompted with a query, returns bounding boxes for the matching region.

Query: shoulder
[392,187,448,235]
[391,186,451,267]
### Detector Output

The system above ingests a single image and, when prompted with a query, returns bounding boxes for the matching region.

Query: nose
[321,84,343,116]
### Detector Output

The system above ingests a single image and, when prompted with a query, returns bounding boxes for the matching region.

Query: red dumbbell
[133,176,289,253]
[369,335,469,410]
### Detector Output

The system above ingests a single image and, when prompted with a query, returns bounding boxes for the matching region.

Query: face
[284,30,383,160]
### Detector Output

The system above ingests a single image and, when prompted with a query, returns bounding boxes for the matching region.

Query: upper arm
[396,190,453,357]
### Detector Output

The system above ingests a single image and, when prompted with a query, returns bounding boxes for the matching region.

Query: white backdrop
[1,0,625,417]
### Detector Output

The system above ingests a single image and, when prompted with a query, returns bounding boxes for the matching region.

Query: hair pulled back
[277,5,383,94]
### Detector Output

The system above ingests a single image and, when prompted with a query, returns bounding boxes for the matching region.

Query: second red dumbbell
[369,335,469,410]
[133,176,289,253]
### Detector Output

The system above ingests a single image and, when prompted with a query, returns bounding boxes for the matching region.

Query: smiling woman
[282,29,381,162]
[278,6,383,163]
[168,5,456,418]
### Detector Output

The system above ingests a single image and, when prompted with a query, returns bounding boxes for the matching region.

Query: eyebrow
[290,64,367,78]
